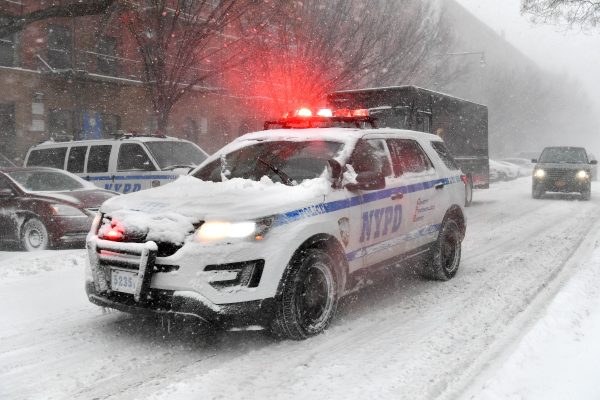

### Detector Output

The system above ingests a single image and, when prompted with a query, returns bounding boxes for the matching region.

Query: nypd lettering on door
[360,205,402,243]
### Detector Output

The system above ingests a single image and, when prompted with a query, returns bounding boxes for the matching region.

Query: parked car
[489,159,520,182]
[500,157,534,176]
[24,134,209,193]
[0,167,118,250]
[532,146,597,200]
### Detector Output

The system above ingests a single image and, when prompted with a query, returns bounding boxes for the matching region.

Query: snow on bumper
[85,235,289,324]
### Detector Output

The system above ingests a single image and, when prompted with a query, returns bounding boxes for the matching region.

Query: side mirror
[327,159,342,181]
[590,160,597,165]
[531,159,537,163]
[0,188,15,198]
[345,171,386,191]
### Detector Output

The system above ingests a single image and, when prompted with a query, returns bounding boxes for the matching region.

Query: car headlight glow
[50,204,87,217]
[533,169,546,179]
[577,170,589,180]
[195,217,274,243]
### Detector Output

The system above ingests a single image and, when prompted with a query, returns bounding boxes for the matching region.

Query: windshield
[7,170,86,191]
[193,140,343,185]
[539,147,588,164]
[145,141,208,170]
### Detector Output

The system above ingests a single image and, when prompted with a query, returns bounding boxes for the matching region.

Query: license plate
[111,269,138,294]
[555,180,566,187]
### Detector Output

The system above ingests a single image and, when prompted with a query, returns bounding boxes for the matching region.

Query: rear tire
[270,249,339,340]
[420,219,461,281]
[21,218,49,251]
[464,175,473,207]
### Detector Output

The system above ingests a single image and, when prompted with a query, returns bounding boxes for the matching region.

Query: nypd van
[24,135,208,193]
[85,109,467,340]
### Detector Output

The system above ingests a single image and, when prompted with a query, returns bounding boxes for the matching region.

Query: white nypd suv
[85,110,467,340]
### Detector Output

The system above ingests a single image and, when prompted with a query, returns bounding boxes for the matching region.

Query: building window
[0,33,16,67]
[48,25,72,69]
[101,113,121,137]
[48,109,74,139]
[97,36,117,76]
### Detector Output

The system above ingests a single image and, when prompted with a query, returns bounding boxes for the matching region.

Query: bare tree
[521,0,600,28]
[116,0,271,131]
[0,0,117,38]
[236,0,455,113]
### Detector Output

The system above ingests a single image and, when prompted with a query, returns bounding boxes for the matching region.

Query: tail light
[461,175,468,185]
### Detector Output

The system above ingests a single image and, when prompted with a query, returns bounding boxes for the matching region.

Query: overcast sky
[456,0,600,111]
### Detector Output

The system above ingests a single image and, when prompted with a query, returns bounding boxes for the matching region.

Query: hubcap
[28,229,43,248]
[296,262,334,330]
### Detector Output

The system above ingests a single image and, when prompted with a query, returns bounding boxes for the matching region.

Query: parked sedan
[489,159,520,182]
[0,167,117,251]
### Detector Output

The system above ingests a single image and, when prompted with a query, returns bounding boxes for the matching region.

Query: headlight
[577,170,589,180]
[195,217,274,243]
[533,169,546,179]
[50,204,87,217]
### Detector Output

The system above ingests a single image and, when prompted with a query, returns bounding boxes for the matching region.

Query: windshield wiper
[257,157,294,185]
[162,164,195,171]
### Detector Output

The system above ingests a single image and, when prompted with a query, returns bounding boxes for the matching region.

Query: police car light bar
[264,107,376,130]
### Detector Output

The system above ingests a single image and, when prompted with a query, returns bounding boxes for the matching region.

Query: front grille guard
[88,237,157,302]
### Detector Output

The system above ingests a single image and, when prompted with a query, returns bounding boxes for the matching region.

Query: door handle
[391,193,404,200]
[435,183,445,190]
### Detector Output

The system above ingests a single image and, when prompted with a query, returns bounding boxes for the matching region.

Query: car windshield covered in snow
[539,147,588,164]
[144,141,208,170]
[6,169,89,192]
[193,140,343,185]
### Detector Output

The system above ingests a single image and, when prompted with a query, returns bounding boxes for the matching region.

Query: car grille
[544,168,577,181]
[98,216,195,257]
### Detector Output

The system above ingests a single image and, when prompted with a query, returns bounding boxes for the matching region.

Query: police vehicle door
[85,144,114,190]
[387,139,440,251]
[349,138,403,267]
[114,143,159,193]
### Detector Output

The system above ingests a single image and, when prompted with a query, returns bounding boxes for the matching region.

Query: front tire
[21,218,49,251]
[581,184,591,200]
[532,184,544,199]
[421,219,461,281]
[271,249,339,340]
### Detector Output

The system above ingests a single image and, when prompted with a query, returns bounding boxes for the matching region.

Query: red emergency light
[265,107,376,130]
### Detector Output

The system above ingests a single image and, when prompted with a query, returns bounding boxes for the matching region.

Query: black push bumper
[85,281,276,328]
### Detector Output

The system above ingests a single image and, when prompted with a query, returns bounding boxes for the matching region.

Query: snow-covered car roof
[198,127,442,168]
[30,135,196,148]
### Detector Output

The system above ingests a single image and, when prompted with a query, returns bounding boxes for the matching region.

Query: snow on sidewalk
[462,241,600,400]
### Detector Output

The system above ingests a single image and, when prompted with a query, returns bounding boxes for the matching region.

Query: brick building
[0,0,268,162]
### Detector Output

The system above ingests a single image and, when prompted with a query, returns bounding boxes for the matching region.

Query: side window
[431,141,460,170]
[387,139,434,175]
[26,148,67,169]
[67,146,88,173]
[87,145,112,173]
[349,139,393,177]
[117,143,155,171]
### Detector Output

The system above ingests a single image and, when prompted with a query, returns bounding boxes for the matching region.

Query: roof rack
[109,131,168,139]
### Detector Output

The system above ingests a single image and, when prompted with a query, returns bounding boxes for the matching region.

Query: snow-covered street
[2,177,600,400]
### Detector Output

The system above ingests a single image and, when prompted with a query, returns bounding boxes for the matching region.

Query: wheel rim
[295,262,335,330]
[27,228,43,248]
[441,229,460,274]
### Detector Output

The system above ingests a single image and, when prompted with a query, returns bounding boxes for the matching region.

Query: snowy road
[2,177,600,400]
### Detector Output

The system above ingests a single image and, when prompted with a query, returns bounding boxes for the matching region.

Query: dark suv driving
[532,146,597,200]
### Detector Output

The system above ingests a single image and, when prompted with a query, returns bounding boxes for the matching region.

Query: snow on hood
[99,175,331,244]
